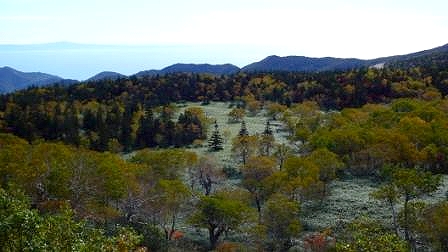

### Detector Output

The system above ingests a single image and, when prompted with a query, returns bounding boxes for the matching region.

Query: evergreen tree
[136,109,155,148]
[208,121,223,151]
[263,120,273,136]
[49,104,64,140]
[106,103,122,140]
[119,105,133,152]
[95,106,109,151]
[259,120,275,156]
[82,108,97,132]
[238,120,249,137]
[63,103,80,146]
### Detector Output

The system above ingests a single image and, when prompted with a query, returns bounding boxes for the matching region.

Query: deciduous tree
[241,156,276,217]
[189,195,252,250]
[260,193,301,252]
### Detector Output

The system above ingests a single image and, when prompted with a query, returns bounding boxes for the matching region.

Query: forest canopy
[1,54,448,251]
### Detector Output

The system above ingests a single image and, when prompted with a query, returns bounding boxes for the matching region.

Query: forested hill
[135,63,240,77]
[378,42,448,66]
[0,66,77,93]
[1,44,448,251]
[242,55,367,72]
[160,63,240,75]
[242,43,448,72]
[87,71,127,81]
[2,43,447,92]
[1,47,448,152]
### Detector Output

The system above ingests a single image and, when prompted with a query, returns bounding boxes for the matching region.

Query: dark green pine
[208,121,224,151]
[238,120,249,137]
[263,120,273,136]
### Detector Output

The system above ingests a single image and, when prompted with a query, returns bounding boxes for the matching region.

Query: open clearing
[178,101,448,235]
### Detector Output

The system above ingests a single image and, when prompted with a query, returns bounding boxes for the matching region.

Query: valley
[1,44,448,251]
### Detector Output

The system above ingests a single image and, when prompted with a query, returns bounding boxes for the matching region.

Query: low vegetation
[2,61,448,250]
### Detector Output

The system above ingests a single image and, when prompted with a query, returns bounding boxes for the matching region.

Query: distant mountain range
[242,43,448,72]
[242,56,366,72]
[1,43,447,93]
[87,71,127,81]
[0,67,77,93]
[134,63,239,77]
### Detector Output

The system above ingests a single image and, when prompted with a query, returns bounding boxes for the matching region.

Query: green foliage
[0,188,142,251]
[3,59,448,251]
[208,121,224,151]
[131,148,198,180]
[266,102,287,120]
[189,194,253,250]
[0,133,30,187]
[260,193,301,252]
[282,156,322,200]
[222,165,241,179]
[336,217,408,252]
[231,135,258,166]
[307,148,344,195]
[418,201,448,251]
[238,120,249,136]
[151,179,191,240]
[308,98,448,175]
[241,156,276,215]
[134,224,167,252]
[389,167,441,200]
[0,134,132,221]
[227,107,246,123]
[373,165,442,244]
[273,143,293,170]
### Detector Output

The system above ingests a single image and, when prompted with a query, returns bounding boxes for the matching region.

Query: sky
[1,0,448,79]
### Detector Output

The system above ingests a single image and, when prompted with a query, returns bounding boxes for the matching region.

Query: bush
[222,165,241,179]
[133,224,167,252]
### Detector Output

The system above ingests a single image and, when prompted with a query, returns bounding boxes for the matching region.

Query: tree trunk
[168,214,176,240]
[441,236,448,252]
[322,182,327,197]
[205,176,212,196]
[208,227,219,250]
[242,150,247,166]
[255,197,262,222]
[389,200,399,236]
[404,194,410,242]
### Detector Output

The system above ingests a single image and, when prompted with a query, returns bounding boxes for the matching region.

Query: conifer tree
[260,120,275,156]
[238,120,249,137]
[208,121,223,151]
[136,109,155,148]
[263,120,273,136]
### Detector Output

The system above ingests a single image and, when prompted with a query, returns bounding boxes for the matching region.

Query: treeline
[281,98,448,174]
[2,133,304,251]
[1,100,207,151]
[1,62,447,150]
[282,98,448,251]
[227,98,448,251]
[2,64,448,110]
[3,95,448,250]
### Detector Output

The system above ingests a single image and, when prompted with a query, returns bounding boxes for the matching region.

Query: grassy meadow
[177,101,448,236]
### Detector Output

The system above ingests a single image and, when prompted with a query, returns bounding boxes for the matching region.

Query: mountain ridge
[134,63,240,78]
[87,71,127,81]
[0,66,71,93]
[1,43,447,92]
[242,43,448,72]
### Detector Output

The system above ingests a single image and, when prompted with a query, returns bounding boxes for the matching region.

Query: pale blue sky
[1,0,447,79]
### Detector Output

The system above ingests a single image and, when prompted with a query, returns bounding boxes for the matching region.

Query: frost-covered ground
[302,175,448,232]
[176,102,448,240]
[178,101,289,167]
